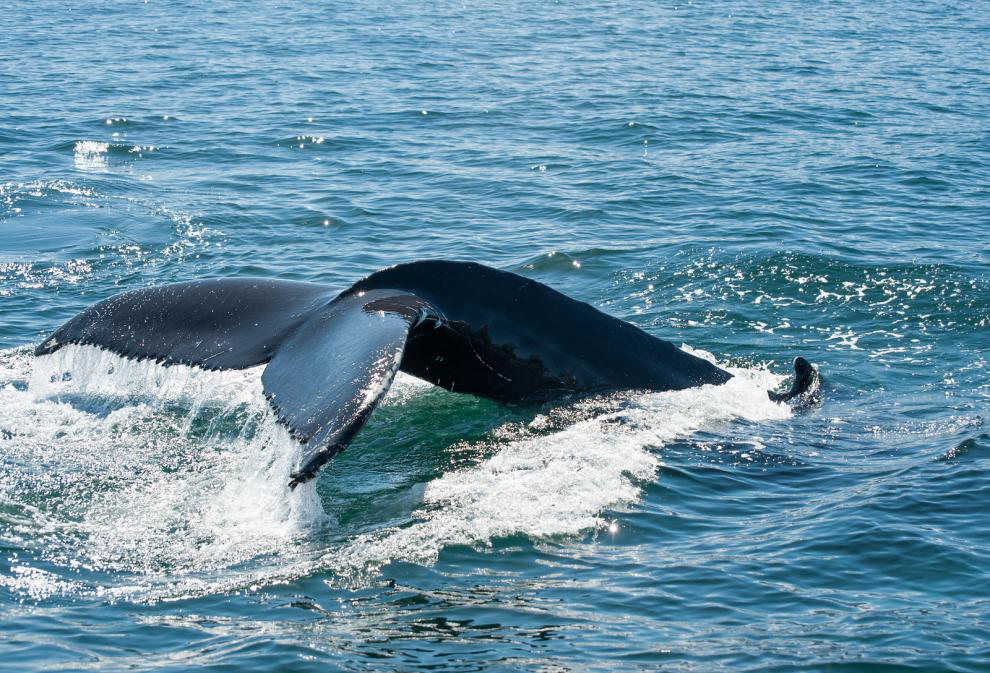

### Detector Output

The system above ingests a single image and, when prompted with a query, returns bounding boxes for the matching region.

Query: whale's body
[35,260,813,486]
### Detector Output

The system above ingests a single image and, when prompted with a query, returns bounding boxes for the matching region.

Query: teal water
[2,1,989,671]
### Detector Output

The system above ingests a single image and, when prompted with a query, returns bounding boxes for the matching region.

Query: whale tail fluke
[31,278,435,488]
[33,263,820,488]
[768,356,820,406]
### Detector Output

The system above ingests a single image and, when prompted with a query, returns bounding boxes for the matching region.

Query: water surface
[1,1,989,671]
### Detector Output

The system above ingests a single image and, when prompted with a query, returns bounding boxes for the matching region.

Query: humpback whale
[34,260,818,487]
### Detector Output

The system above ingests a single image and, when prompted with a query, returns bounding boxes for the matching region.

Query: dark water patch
[936,433,989,463]
[899,173,956,191]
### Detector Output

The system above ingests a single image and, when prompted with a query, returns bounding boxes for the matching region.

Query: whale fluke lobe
[768,356,820,405]
[34,278,336,370]
[35,260,795,487]
[262,290,433,488]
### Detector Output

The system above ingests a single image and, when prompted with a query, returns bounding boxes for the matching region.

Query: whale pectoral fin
[34,278,336,369]
[261,291,430,487]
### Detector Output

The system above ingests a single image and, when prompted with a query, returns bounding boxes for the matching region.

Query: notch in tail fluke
[768,357,820,406]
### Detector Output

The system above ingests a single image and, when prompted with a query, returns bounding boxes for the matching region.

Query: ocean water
[2,0,989,670]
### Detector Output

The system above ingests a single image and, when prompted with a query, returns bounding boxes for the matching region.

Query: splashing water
[3,345,326,600]
[0,343,790,601]
[327,349,791,577]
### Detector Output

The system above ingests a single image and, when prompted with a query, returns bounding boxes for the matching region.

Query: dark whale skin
[350,260,732,402]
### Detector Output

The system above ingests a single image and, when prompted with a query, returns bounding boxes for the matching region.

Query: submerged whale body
[35,260,818,487]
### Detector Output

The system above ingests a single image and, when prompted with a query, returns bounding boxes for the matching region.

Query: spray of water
[0,343,789,601]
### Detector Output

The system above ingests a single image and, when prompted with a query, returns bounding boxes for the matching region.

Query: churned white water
[327,348,790,574]
[0,344,789,601]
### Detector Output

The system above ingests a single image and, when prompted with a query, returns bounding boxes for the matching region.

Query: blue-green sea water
[2,1,989,671]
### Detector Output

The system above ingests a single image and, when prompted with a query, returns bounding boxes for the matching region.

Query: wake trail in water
[0,344,790,601]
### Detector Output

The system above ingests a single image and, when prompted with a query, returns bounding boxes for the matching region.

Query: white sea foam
[5,345,325,597]
[324,353,790,576]
[0,344,790,600]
